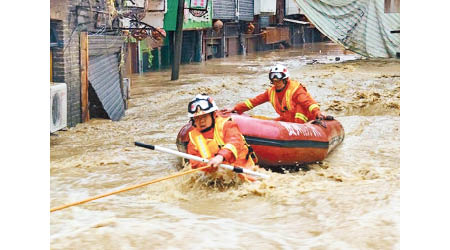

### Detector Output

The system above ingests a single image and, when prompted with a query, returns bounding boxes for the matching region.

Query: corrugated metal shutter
[88,53,125,121]
[213,0,236,20]
[238,0,253,21]
[87,35,125,121]
[88,35,124,56]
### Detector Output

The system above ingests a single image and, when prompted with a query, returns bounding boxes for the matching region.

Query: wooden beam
[126,43,133,80]
[50,50,53,82]
[80,32,90,122]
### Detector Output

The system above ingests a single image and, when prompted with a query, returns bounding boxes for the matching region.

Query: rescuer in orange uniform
[186,94,257,180]
[229,64,324,123]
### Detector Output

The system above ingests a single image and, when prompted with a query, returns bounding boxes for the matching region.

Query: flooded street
[50,42,400,249]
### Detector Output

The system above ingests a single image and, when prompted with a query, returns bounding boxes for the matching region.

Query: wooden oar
[50,165,210,213]
[134,142,270,179]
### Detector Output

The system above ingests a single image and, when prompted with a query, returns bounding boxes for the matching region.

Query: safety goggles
[188,98,213,114]
[269,72,284,80]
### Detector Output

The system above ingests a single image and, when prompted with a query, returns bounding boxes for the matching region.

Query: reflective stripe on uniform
[244,99,254,109]
[214,126,225,146]
[269,90,276,108]
[223,144,238,159]
[285,84,299,110]
[295,112,308,122]
[197,138,211,158]
[189,130,213,159]
[268,80,300,112]
[213,116,231,147]
[308,103,320,112]
[285,89,292,110]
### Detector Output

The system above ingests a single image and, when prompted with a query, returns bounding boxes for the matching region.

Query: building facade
[50,0,327,130]
[50,0,147,130]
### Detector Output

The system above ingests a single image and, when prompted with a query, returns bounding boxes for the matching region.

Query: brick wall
[66,2,83,127]
[51,0,82,127]
[51,20,65,83]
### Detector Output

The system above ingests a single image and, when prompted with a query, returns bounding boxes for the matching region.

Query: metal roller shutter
[88,53,125,121]
[213,0,236,20]
[88,35,124,57]
[238,0,253,21]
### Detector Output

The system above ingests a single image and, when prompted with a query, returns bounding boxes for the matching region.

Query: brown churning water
[50,42,399,249]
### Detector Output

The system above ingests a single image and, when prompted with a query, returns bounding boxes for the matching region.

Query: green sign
[190,0,208,9]
[164,0,212,31]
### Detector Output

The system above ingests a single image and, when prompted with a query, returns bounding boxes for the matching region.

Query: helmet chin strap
[200,113,215,132]
[191,113,215,132]
[275,79,288,92]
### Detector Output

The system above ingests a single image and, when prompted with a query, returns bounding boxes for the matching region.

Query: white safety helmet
[187,94,218,118]
[269,64,290,81]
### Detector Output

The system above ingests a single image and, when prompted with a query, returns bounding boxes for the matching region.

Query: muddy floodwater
[50,42,400,249]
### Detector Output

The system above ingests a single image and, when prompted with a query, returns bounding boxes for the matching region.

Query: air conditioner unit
[50,83,67,133]
[254,0,276,16]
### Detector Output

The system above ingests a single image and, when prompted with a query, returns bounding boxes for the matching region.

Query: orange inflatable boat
[176,113,344,170]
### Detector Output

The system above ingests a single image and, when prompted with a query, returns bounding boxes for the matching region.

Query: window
[50,22,59,48]
[50,22,58,82]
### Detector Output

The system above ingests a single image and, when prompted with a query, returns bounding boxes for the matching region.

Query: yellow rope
[50,165,211,213]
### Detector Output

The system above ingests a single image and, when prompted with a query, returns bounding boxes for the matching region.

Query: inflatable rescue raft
[176,113,344,170]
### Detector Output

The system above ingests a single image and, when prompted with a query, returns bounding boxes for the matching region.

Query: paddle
[134,142,270,179]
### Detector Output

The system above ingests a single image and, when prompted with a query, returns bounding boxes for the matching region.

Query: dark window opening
[88,83,110,119]
[50,23,59,48]
[50,21,57,82]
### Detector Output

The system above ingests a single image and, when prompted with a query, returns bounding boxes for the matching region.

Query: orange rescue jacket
[234,79,320,123]
[187,114,255,173]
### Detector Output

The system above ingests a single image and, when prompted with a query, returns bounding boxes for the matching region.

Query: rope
[50,165,211,213]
